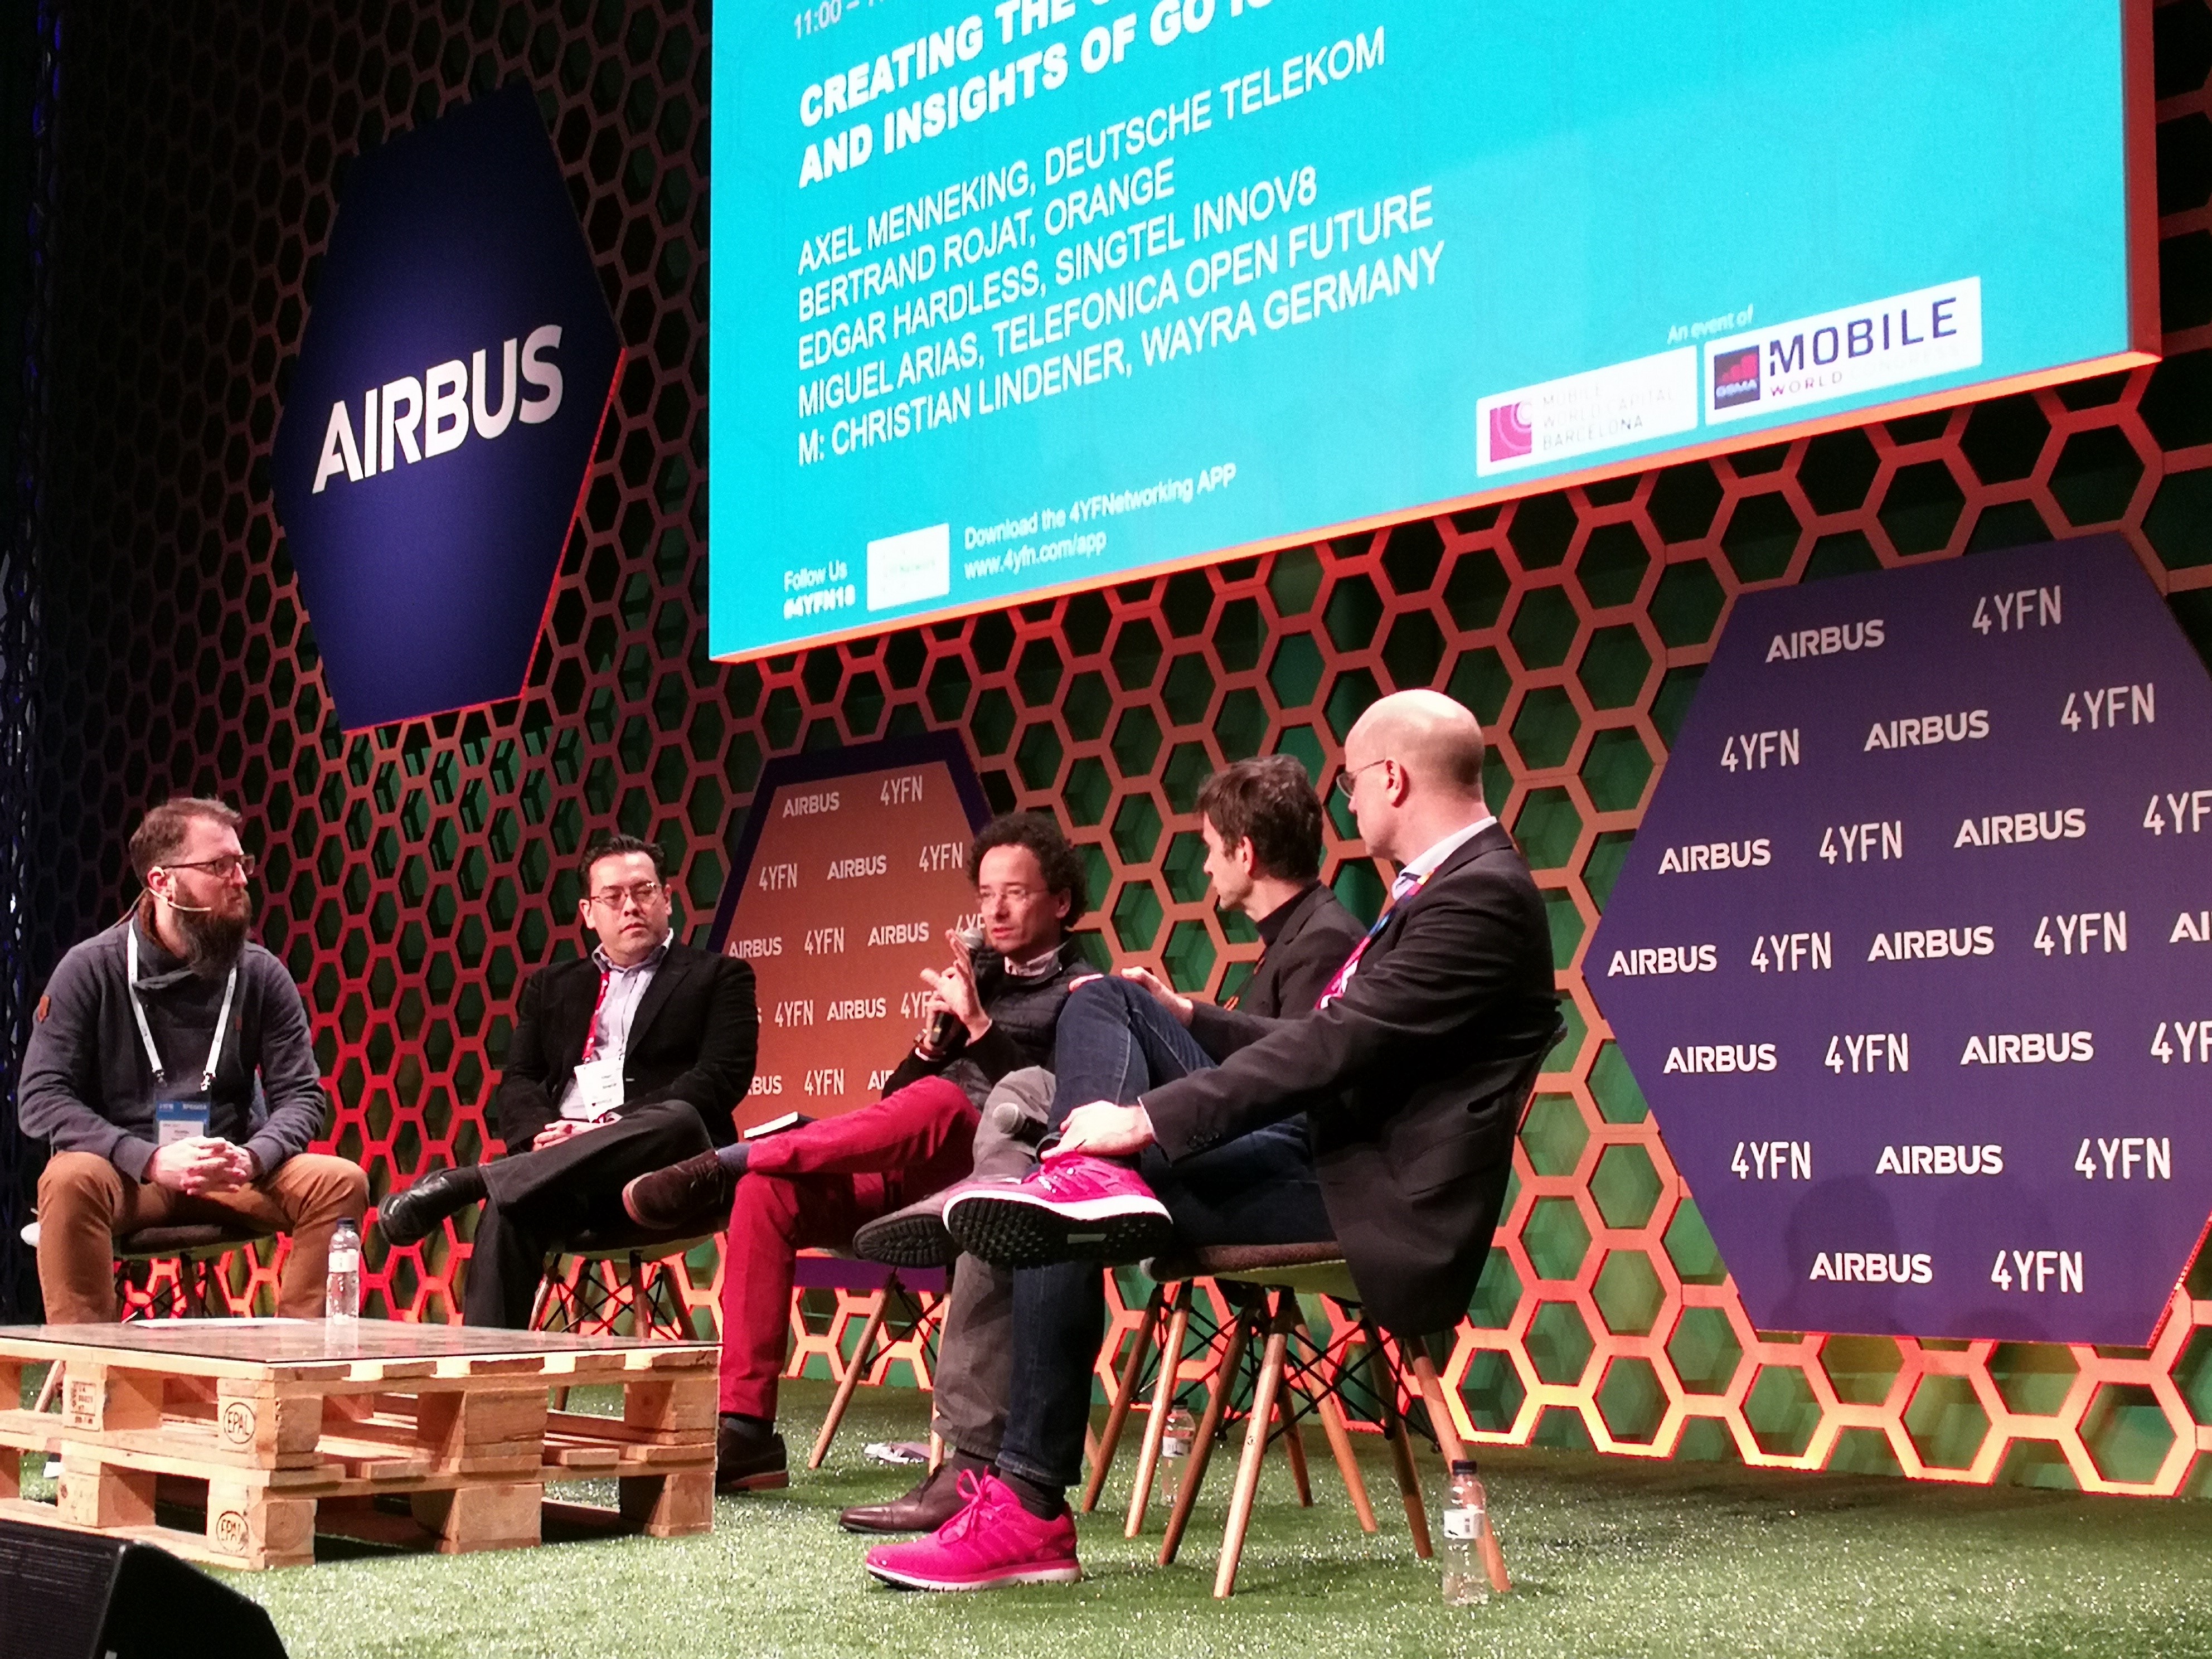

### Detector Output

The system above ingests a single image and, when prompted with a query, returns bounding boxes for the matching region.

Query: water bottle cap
[1449,1458,1479,1475]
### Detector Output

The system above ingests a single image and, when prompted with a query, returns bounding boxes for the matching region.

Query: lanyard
[579,967,615,1063]
[1314,869,1432,1010]
[580,935,671,1064]
[125,926,237,1095]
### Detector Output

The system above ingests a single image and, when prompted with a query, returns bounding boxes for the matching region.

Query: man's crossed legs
[865,977,1333,1589]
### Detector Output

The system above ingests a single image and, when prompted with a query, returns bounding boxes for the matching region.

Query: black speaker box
[0,1519,287,1659]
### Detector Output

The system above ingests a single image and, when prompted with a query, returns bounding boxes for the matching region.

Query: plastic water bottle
[1441,1459,1493,1605]
[1160,1405,1197,1495]
[325,1219,361,1321]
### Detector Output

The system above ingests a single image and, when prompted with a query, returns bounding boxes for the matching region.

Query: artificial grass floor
[17,1371,2212,1658]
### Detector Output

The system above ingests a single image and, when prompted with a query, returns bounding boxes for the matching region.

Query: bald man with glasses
[377,831,759,1326]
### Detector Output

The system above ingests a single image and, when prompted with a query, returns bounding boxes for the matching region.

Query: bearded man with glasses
[20,795,370,1322]
[376,832,759,1327]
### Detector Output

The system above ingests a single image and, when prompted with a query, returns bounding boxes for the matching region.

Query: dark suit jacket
[1143,823,1557,1336]
[492,939,759,1154]
[1187,882,1366,1057]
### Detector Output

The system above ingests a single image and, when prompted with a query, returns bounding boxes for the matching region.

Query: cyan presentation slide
[710,0,2139,661]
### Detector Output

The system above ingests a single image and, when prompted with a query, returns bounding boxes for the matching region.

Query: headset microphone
[142,875,218,914]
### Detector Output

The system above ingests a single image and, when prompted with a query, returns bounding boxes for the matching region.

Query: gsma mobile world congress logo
[271,84,620,730]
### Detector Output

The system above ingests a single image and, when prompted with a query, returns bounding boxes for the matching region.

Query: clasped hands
[146,1136,257,1195]
[532,1113,618,1151]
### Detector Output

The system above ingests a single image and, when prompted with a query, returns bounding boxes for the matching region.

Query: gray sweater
[18,915,331,1181]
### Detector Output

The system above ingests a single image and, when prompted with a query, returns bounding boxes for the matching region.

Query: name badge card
[562,1058,625,1120]
[156,1101,210,1146]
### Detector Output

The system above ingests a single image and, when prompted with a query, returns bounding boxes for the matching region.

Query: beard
[174,895,252,972]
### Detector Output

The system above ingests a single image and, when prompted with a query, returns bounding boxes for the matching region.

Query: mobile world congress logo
[1710,345,1760,410]
[271,84,621,729]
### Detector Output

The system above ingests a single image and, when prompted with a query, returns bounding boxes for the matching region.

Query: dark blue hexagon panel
[1588,535,2212,1345]
[271,83,620,730]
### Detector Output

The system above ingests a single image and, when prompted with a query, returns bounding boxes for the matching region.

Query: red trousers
[717,1075,978,1418]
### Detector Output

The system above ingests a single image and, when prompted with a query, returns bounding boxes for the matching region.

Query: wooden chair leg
[1214,1294,1295,1599]
[1160,1293,1255,1566]
[1365,1321,1430,1559]
[1273,1374,1313,1506]
[622,1252,648,1339]
[1410,1347,1508,1593]
[32,1361,62,1415]
[1124,1281,1192,1536]
[1409,1350,1468,1463]
[1081,1284,1161,1513]
[189,1259,206,1317]
[659,1259,695,1341]
[528,1270,572,1410]
[1297,1310,1376,1532]
[809,1291,888,1470]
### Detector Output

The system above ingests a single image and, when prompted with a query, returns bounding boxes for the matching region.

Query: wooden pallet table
[0,1319,716,1570]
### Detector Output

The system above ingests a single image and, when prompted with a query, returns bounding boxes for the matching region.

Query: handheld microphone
[920,926,988,1054]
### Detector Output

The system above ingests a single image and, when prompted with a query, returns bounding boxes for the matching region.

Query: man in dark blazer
[376,832,758,1327]
[871,690,1557,1590]
[1099,753,1369,1068]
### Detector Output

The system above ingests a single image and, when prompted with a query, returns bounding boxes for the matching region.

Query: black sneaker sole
[943,1193,1175,1269]
[852,1209,958,1268]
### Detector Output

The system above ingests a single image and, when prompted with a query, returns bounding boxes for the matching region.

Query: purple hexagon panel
[1588,534,2212,1344]
[271,83,621,730]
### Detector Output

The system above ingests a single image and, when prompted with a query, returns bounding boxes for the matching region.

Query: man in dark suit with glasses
[377,831,758,1326]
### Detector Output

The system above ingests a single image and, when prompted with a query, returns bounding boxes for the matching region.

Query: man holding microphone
[620,812,1091,1493]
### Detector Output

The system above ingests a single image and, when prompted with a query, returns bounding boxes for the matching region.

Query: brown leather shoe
[622,1148,738,1233]
[838,1459,971,1534]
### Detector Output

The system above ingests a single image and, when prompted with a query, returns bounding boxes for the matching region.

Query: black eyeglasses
[1333,758,1391,799]
[588,881,664,911]
[162,854,255,880]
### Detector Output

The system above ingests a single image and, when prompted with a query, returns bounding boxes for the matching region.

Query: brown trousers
[36,1150,371,1323]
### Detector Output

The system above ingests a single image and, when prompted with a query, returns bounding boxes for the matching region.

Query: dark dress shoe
[851,1191,958,1268]
[717,1421,789,1492]
[375,1166,485,1248]
[838,1460,969,1533]
[623,1149,739,1233]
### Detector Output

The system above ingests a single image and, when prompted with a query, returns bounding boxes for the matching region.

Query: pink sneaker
[864,1472,1082,1590]
[943,1153,1173,1268]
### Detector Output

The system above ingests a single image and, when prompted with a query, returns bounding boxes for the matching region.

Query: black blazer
[1143,823,1557,1336]
[1187,882,1366,1058]
[492,939,759,1153]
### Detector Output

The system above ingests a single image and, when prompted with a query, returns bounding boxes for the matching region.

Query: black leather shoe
[623,1149,739,1233]
[375,1166,484,1248]
[717,1420,789,1492]
[852,1191,957,1268]
[838,1459,969,1533]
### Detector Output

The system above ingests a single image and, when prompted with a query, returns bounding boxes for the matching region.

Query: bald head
[1346,690,1487,801]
